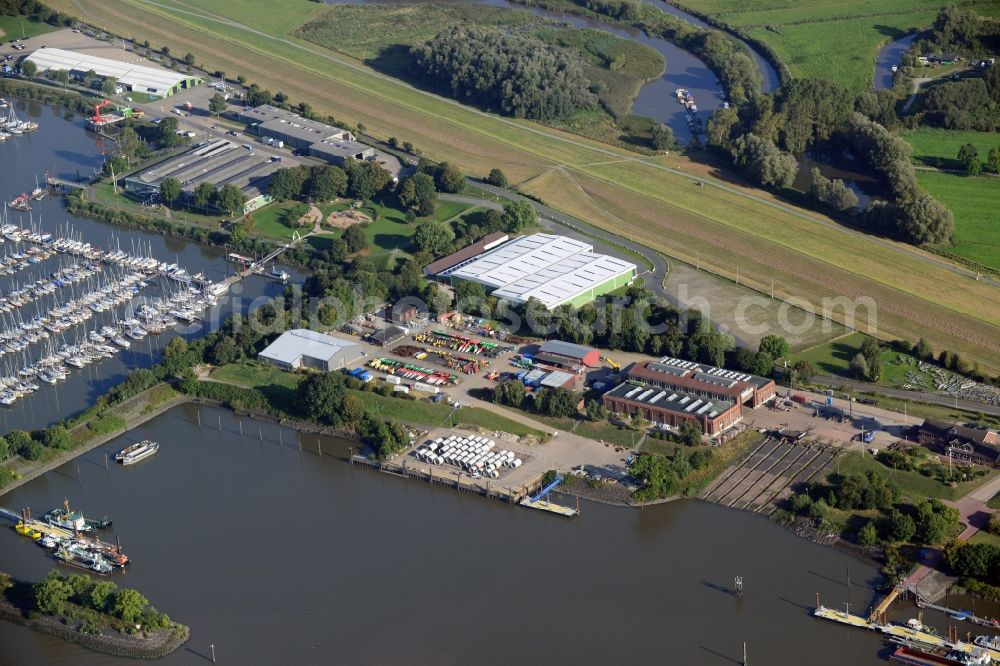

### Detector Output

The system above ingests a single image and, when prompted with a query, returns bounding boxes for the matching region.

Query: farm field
[46,0,1000,374]
[915,171,1000,271]
[665,0,1000,91]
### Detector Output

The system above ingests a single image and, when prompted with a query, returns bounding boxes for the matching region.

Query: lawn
[905,128,1000,170]
[836,450,998,502]
[49,0,1000,374]
[790,332,869,375]
[915,171,1000,271]
[0,16,59,40]
[247,201,309,241]
[668,0,1000,91]
[971,530,1000,547]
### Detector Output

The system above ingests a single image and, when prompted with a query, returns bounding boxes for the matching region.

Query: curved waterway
[0,100,305,432]
[0,403,895,665]
[874,33,919,90]
[335,0,778,143]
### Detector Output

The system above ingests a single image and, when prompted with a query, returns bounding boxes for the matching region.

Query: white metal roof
[258,329,359,365]
[443,234,636,309]
[25,48,196,93]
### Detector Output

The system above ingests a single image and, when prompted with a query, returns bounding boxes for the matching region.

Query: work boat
[116,440,159,465]
[44,500,93,532]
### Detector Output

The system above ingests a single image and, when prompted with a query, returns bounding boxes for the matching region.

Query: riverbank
[0,574,189,660]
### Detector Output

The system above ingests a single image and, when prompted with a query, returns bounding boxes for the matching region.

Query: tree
[758,335,789,361]
[858,521,879,547]
[967,155,982,176]
[500,200,536,232]
[678,420,703,446]
[34,571,72,616]
[914,337,934,360]
[308,166,348,201]
[810,167,859,211]
[117,126,142,165]
[413,220,455,256]
[268,166,309,201]
[538,388,578,418]
[41,426,70,450]
[20,59,37,78]
[208,335,240,365]
[585,399,608,422]
[193,181,217,208]
[216,183,246,215]
[790,360,814,385]
[850,352,870,380]
[883,509,916,543]
[486,168,509,188]
[89,581,118,612]
[345,161,391,200]
[113,588,149,624]
[397,172,436,211]
[731,133,797,188]
[51,69,69,88]
[298,373,346,424]
[158,116,181,147]
[159,177,181,206]
[932,6,980,51]
[342,223,368,253]
[99,75,117,96]
[494,380,525,409]
[989,147,1000,174]
[341,394,365,425]
[209,92,228,116]
[650,123,675,151]
[958,142,978,169]
[435,162,465,193]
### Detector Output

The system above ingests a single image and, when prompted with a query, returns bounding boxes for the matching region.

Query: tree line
[410,25,598,120]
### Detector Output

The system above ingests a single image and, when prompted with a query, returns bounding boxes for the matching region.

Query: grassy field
[0,16,59,40]
[837,450,998,502]
[247,201,308,241]
[790,331,869,375]
[210,362,545,437]
[294,5,664,121]
[50,0,1000,375]
[905,128,1000,170]
[668,0,1000,91]
[915,171,1000,270]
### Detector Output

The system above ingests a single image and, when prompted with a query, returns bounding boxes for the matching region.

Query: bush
[87,413,126,434]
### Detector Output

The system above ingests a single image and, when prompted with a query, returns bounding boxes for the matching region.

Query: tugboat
[116,439,159,465]
[8,194,31,212]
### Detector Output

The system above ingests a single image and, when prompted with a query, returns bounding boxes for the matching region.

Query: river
[0,403,899,665]
[874,33,919,91]
[334,0,779,144]
[0,99,305,433]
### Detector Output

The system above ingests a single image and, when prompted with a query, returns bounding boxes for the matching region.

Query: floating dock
[519,497,579,517]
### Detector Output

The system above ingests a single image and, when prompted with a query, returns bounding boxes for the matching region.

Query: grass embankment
[209,362,547,438]
[836,450,998,502]
[48,0,1000,375]
[0,16,59,39]
[668,0,1000,91]
[293,4,665,141]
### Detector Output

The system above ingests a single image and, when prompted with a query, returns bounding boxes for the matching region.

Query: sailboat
[30,176,46,201]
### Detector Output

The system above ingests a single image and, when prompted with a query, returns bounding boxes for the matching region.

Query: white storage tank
[512,459,522,468]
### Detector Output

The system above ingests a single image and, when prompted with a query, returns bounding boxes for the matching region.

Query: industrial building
[24,47,200,98]
[123,139,278,214]
[626,356,776,408]
[916,420,1000,466]
[258,329,361,372]
[534,340,601,369]
[423,232,509,276]
[234,105,374,164]
[602,380,742,436]
[367,326,407,348]
[437,234,636,310]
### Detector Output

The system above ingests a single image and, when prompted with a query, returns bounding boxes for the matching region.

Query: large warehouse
[438,234,636,310]
[123,139,278,214]
[258,329,361,372]
[24,47,200,98]
[235,105,374,164]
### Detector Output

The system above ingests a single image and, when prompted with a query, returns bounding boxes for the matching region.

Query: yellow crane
[602,356,621,371]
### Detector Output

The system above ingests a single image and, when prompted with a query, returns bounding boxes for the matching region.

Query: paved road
[813,375,1000,418]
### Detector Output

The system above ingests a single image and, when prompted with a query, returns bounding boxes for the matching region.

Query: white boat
[117,440,159,465]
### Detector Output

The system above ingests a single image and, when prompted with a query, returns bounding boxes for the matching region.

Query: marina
[0,504,129,575]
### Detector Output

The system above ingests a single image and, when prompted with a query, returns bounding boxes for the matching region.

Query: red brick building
[626,357,776,409]
[602,381,743,436]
